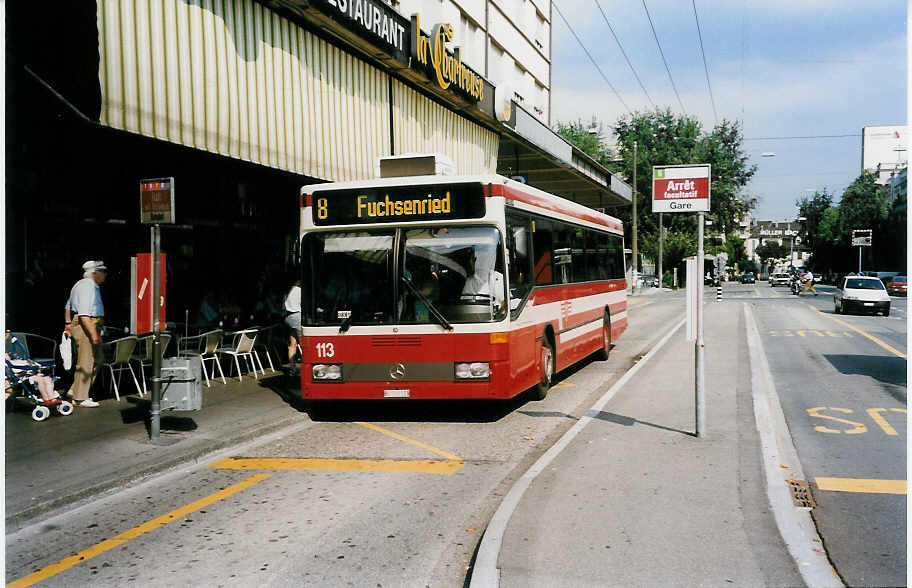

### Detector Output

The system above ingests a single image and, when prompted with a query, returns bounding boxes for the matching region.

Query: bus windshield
[302,226,507,327]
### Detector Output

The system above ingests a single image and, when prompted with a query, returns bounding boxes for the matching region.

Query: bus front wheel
[532,340,554,400]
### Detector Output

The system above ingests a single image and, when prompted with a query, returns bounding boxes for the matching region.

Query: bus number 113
[315,342,335,358]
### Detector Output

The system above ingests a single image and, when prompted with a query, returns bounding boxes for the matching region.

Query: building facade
[746,220,809,274]
[7,0,628,337]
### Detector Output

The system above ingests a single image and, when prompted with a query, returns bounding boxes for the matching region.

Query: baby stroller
[5,333,74,421]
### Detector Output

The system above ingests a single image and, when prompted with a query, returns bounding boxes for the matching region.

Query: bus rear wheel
[594,311,611,360]
[531,340,554,400]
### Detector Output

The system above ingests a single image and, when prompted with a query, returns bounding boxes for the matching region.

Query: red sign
[652,165,711,213]
[140,177,175,224]
[133,254,167,334]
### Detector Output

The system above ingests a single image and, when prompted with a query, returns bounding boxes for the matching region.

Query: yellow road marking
[552,381,575,389]
[7,474,271,588]
[808,305,906,359]
[209,457,462,475]
[355,421,463,462]
[815,477,907,495]
[866,408,907,436]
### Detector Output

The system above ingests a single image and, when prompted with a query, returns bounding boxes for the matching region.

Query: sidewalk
[475,300,807,587]
[5,366,306,529]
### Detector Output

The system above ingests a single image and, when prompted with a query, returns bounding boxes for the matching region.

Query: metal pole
[631,140,638,293]
[657,212,663,288]
[696,212,705,438]
[151,225,162,441]
[858,246,862,274]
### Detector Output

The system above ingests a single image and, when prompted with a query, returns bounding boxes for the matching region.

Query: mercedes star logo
[389,363,406,380]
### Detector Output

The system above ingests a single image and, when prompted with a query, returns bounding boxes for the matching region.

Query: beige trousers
[69,317,103,401]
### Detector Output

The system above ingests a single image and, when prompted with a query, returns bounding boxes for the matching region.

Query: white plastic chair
[179,329,226,387]
[216,329,259,382]
[99,336,141,401]
[131,333,172,396]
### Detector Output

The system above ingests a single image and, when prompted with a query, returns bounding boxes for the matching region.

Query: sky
[548,0,907,222]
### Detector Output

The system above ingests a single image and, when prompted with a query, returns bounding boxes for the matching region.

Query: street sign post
[140,177,175,444]
[653,164,711,438]
[851,229,872,273]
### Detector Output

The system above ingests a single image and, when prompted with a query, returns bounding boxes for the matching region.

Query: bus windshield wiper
[339,314,353,333]
[400,276,453,331]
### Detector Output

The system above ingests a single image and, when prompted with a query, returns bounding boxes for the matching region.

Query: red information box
[131,254,167,334]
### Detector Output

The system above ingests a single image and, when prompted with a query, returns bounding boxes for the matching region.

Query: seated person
[461,248,505,310]
[413,273,439,322]
[5,334,58,403]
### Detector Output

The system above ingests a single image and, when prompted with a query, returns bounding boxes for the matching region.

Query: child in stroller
[5,332,74,421]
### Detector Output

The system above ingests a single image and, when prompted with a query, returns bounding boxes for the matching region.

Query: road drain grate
[786,479,816,508]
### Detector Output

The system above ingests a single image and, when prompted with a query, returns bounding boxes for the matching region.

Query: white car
[834,276,891,316]
[768,273,790,286]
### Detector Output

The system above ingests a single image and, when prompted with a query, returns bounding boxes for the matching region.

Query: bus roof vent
[377,153,455,178]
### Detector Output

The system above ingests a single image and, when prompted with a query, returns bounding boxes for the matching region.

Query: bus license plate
[864,302,874,306]
[384,389,410,398]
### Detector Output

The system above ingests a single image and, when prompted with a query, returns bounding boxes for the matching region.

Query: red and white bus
[297,171,627,401]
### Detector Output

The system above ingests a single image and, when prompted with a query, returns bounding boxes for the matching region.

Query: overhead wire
[691,0,718,124]
[593,0,655,109]
[552,1,633,115]
[743,134,862,140]
[641,0,686,115]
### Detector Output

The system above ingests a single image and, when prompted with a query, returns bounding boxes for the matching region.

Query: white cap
[82,260,107,272]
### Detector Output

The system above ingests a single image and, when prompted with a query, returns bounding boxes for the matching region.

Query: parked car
[886,275,907,296]
[768,273,790,286]
[834,276,891,316]
[741,272,756,284]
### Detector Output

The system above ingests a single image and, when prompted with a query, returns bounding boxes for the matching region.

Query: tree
[796,189,834,249]
[611,109,756,272]
[754,241,788,269]
[722,235,749,272]
[555,120,619,170]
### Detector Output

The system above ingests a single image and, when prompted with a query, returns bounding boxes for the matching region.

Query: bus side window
[532,219,554,285]
[553,226,573,284]
[507,214,532,307]
[587,230,605,280]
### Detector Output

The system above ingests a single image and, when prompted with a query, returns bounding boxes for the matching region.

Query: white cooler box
[160,357,203,411]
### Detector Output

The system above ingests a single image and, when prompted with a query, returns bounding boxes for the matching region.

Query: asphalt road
[735,281,907,587]
[6,294,687,587]
[6,285,905,587]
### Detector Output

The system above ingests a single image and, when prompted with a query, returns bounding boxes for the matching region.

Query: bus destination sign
[311,184,486,225]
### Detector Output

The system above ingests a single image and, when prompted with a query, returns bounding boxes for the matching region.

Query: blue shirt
[67,277,104,317]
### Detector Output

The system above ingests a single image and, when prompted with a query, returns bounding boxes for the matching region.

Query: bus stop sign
[652,165,711,213]
[140,177,175,224]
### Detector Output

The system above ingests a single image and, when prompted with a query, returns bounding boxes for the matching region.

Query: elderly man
[65,260,107,407]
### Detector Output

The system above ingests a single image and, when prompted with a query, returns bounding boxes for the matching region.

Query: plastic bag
[60,332,72,371]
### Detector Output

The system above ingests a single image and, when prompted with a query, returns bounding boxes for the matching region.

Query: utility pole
[632,140,638,292]
[657,212,663,288]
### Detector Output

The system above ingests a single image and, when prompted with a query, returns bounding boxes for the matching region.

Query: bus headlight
[455,362,490,380]
[312,364,343,381]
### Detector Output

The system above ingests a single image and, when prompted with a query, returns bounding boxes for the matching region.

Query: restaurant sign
[410,15,485,102]
[311,1,486,105]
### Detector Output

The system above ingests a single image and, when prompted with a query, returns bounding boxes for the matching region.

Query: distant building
[887,166,907,210]
[862,125,908,184]
[747,220,809,273]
